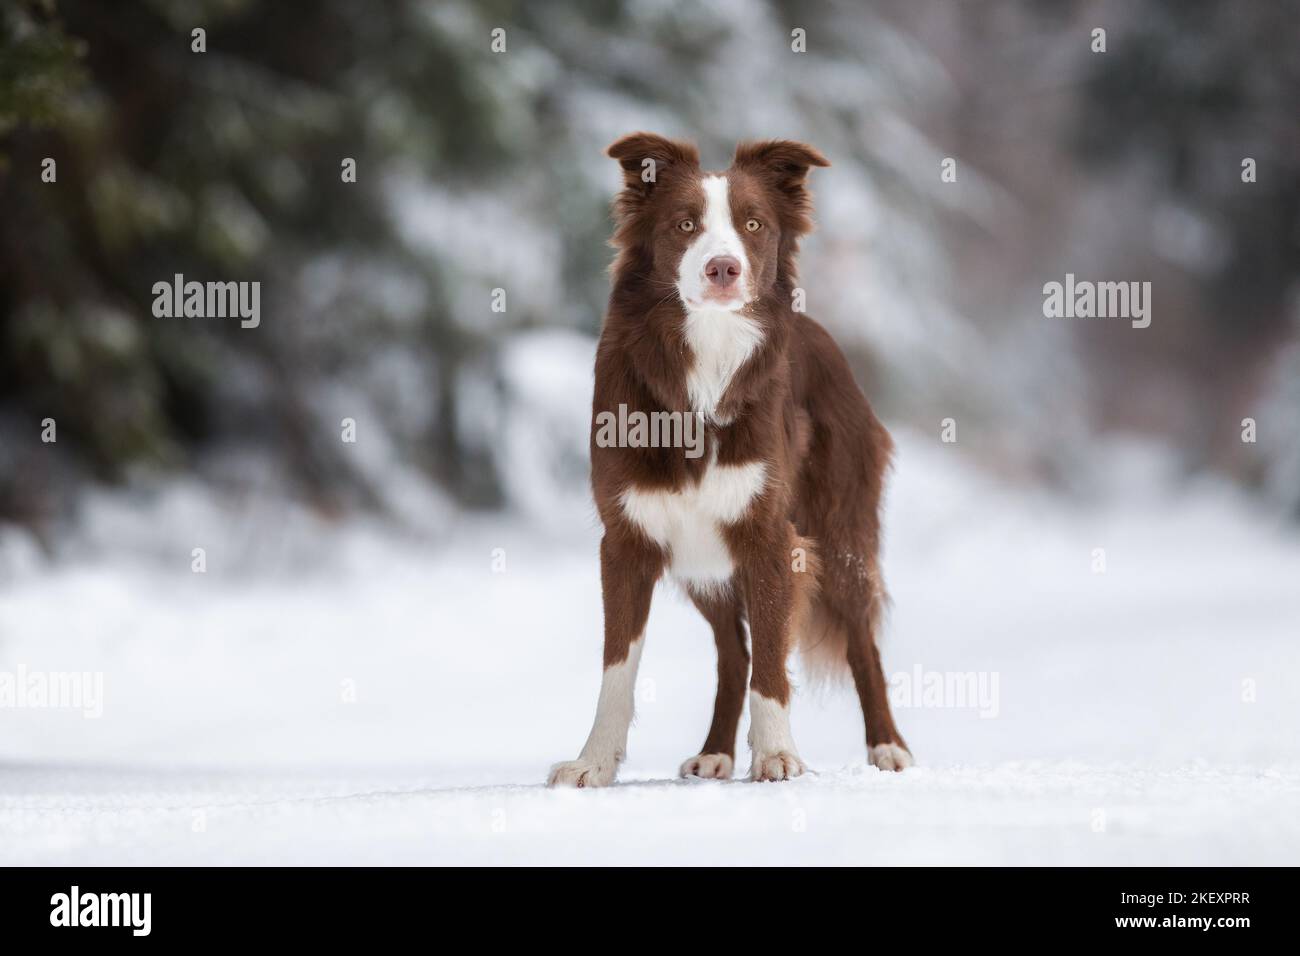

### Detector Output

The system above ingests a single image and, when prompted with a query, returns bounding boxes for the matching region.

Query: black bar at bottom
[0,866,1276,942]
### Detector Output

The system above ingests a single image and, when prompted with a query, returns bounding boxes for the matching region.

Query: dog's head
[607,133,829,313]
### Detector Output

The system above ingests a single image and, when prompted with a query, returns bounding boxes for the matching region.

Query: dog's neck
[607,270,792,421]
[681,302,773,424]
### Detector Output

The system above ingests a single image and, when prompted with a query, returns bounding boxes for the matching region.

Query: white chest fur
[620,456,767,586]
[683,307,764,422]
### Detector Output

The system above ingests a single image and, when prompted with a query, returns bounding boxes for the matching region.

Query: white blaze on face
[676,174,750,310]
[675,174,764,420]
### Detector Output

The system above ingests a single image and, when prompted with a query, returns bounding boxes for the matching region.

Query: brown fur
[588,132,908,772]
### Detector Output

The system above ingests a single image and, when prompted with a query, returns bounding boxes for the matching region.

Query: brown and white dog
[548,133,911,786]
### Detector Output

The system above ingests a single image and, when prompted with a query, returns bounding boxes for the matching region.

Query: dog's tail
[790,536,888,688]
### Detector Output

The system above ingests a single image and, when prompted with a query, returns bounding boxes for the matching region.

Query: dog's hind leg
[842,560,912,770]
[679,585,749,780]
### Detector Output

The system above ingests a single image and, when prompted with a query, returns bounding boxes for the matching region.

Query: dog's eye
[679,219,695,233]
[746,218,762,232]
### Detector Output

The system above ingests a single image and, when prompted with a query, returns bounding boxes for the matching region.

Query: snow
[2,433,1298,865]
[5,762,1295,866]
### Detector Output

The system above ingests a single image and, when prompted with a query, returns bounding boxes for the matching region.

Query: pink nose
[704,256,741,288]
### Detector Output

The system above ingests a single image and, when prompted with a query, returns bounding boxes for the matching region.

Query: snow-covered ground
[2,433,1298,865]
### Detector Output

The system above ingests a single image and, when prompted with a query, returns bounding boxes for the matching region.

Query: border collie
[549,133,911,786]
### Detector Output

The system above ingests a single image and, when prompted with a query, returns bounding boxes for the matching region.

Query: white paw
[750,751,806,782]
[679,753,734,780]
[869,742,914,772]
[548,758,618,788]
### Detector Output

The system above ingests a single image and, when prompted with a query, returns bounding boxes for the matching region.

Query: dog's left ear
[734,140,830,185]
[733,140,829,234]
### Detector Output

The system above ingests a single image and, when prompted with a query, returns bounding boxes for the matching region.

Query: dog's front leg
[548,533,662,788]
[739,526,806,782]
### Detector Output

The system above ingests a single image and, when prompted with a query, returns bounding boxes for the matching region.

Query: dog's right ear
[606,132,700,197]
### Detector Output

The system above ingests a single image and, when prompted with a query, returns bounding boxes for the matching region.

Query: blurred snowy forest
[1,0,1298,545]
